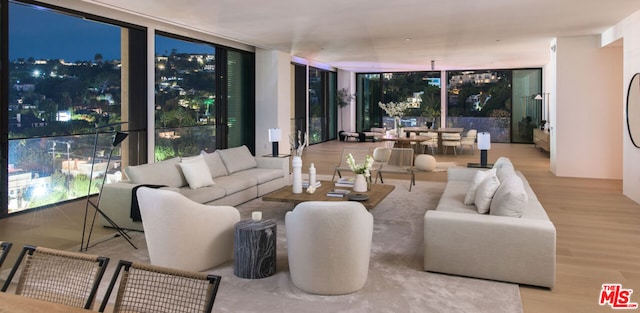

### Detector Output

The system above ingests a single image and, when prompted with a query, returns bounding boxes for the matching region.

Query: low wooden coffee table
[262,181,395,210]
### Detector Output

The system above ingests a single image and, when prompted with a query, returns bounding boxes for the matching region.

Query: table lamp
[268,128,281,157]
[477,132,491,167]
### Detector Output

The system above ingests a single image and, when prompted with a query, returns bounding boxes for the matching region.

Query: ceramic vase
[353,174,368,193]
[292,156,302,194]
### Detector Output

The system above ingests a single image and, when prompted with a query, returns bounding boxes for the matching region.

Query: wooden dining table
[403,127,464,153]
[378,134,434,149]
[0,292,93,313]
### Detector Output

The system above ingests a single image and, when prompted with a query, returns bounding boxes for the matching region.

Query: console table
[533,129,550,152]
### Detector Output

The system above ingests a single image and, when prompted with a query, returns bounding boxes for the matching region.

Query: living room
[2,0,640,312]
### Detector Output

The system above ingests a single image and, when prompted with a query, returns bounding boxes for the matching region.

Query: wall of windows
[356,72,441,131]
[446,69,541,143]
[2,1,146,215]
[1,1,255,217]
[356,69,541,143]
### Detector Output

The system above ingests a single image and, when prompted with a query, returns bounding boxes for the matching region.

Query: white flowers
[346,153,374,177]
[378,101,410,118]
[289,130,308,157]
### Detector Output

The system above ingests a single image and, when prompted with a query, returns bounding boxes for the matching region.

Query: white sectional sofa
[99,145,289,231]
[423,158,556,288]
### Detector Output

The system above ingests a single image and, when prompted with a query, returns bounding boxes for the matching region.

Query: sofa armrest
[99,182,143,231]
[424,210,556,288]
[447,167,485,182]
[255,156,290,184]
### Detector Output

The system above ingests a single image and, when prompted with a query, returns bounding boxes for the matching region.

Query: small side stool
[233,219,277,279]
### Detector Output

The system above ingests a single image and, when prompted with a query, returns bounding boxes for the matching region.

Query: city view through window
[6,2,217,214]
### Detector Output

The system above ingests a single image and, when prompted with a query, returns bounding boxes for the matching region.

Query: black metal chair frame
[1,245,109,310]
[0,241,12,268]
[99,260,222,313]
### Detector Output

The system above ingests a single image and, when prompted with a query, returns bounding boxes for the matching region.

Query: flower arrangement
[346,153,374,177]
[289,130,308,157]
[378,101,410,119]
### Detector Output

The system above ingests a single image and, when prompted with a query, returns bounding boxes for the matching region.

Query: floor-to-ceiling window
[291,63,337,145]
[154,33,255,161]
[447,69,541,143]
[356,69,541,142]
[308,67,336,144]
[154,34,217,160]
[356,73,381,131]
[226,50,255,149]
[356,72,440,131]
[2,1,146,216]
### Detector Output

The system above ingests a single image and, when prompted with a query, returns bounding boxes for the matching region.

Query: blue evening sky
[9,2,214,62]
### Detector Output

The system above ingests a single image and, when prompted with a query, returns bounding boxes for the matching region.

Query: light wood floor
[2,140,639,312]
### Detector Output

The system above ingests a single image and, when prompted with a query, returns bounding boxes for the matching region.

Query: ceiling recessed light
[405,38,412,41]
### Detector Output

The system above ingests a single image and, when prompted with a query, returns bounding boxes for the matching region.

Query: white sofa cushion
[217,145,258,174]
[464,168,496,205]
[474,172,500,214]
[202,151,229,178]
[125,157,186,188]
[490,174,528,218]
[179,155,215,189]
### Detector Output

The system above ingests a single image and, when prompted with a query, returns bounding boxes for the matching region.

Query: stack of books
[302,181,322,188]
[326,189,350,197]
[335,177,355,187]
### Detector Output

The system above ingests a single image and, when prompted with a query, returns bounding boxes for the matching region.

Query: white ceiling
[88,0,640,72]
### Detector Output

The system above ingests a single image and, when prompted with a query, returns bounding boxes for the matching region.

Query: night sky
[9,2,214,62]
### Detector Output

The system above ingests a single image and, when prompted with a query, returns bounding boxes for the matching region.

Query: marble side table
[233,219,277,279]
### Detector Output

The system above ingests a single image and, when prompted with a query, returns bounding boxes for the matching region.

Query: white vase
[353,174,368,193]
[292,156,303,194]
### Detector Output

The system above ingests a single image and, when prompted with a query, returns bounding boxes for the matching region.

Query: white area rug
[434,162,461,172]
[78,179,523,313]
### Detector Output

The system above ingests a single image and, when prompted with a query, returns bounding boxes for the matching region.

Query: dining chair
[418,132,438,154]
[442,132,462,155]
[460,129,478,155]
[1,245,109,310]
[374,147,415,191]
[99,260,222,313]
[0,241,12,268]
[332,147,373,181]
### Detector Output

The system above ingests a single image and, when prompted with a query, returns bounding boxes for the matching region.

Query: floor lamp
[80,124,137,252]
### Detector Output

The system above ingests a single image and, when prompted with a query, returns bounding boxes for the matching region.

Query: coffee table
[262,181,395,210]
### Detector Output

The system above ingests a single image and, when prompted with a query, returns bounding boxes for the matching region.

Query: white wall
[607,10,640,204]
[255,49,292,156]
[337,69,356,132]
[552,35,623,179]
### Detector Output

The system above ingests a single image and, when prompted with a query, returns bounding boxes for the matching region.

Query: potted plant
[337,88,354,140]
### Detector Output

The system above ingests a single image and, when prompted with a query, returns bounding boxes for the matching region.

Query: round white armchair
[285,201,374,295]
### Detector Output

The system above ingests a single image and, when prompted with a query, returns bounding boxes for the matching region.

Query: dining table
[0,292,93,313]
[378,134,434,149]
[403,127,464,154]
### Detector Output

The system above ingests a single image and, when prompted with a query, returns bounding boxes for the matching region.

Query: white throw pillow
[490,175,528,218]
[492,157,513,169]
[496,163,516,182]
[474,172,500,214]
[464,168,497,205]
[179,155,215,189]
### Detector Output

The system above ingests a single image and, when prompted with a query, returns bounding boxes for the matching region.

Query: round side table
[233,219,277,279]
